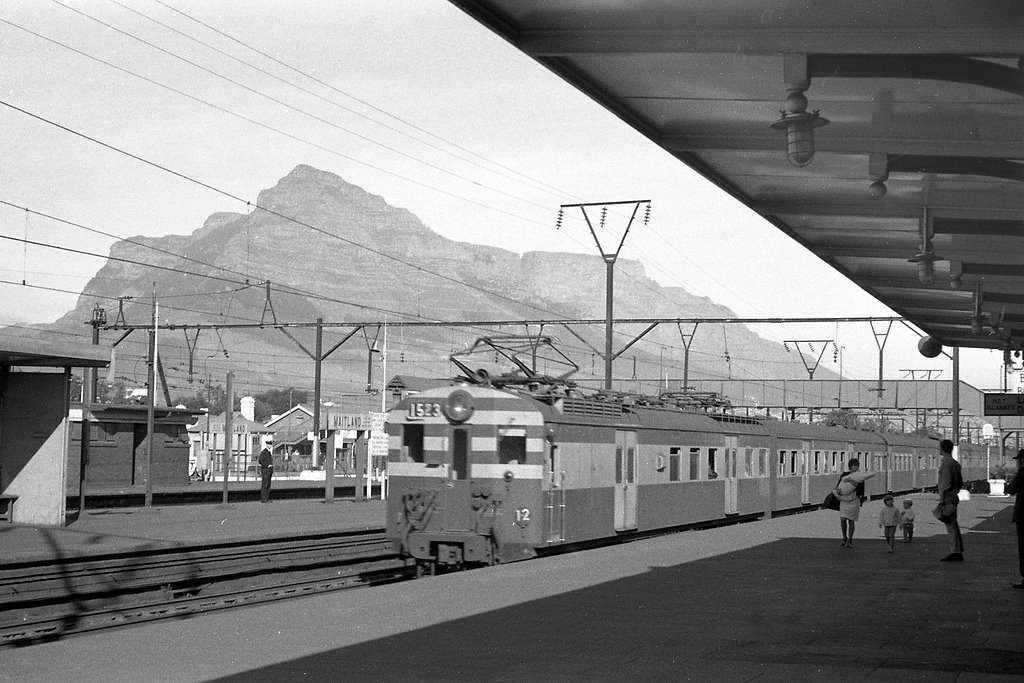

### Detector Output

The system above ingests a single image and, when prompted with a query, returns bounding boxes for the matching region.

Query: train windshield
[452,428,469,479]
[498,434,526,464]
[403,424,424,462]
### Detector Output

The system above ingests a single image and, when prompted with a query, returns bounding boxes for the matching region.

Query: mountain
[32,165,826,402]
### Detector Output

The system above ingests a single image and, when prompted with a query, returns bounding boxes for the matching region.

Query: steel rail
[0,553,409,647]
[0,528,390,607]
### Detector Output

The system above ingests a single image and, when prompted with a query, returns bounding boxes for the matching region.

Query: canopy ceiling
[451,0,1024,353]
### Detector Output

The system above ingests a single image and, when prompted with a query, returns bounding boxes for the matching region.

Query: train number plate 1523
[407,402,442,419]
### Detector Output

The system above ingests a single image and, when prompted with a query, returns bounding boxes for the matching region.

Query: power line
[149,0,567,200]
[1,15,543,226]
[3,10,761,350]
[1,15,772,363]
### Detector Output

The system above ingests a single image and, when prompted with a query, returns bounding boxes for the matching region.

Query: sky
[0,0,1009,390]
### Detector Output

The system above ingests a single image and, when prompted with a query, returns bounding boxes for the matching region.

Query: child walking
[900,499,915,543]
[879,494,901,553]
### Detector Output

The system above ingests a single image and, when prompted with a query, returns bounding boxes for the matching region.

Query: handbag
[932,502,956,524]
[823,491,840,511]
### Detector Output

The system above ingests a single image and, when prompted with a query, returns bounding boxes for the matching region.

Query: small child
[900,499,915,543]
[879,494,900,553]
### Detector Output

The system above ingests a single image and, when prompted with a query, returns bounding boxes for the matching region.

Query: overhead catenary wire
[0,10,764,352]
[0,100,747,368]
[0,9,917,378]
[8,10,548,223]
[147,0,567,200]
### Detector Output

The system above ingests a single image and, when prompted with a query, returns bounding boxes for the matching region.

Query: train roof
[765,420,888,445]
[878,432,939,448]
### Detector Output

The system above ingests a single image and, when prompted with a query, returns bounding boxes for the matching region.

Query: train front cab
[386,385,549,572]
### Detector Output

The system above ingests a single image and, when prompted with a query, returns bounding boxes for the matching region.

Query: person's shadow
[973,505,1014,532]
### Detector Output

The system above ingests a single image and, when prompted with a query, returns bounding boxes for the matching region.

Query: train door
[723,436,739,514]
[546,441,564,543]
[800,441,811,504]
[444,427,472,530]
[883,451,892,492]
[614,430,637,531]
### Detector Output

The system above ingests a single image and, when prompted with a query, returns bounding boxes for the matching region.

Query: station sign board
[368,411,389,459]
[983,392,1024,416]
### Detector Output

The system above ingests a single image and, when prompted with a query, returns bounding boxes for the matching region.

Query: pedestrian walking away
[935,439,964,562]
[879,494,900,553]
[1006,449,1024,589]
[834,458,876,548]
[900,499,915,543]
[258,446,274,503]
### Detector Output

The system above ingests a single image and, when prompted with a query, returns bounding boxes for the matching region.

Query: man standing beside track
[936,439,964,562]
[258,446,274,503]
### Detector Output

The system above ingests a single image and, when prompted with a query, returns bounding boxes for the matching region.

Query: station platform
[0,496,387,563]
[3,492,1022,682]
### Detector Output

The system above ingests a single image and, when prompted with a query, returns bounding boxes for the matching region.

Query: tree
[171,383,235,412]
[170,385,307,420]
[824,409,859,429]
[251,387,308,421]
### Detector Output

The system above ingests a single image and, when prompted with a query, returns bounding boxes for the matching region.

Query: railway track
[0,528,407,647]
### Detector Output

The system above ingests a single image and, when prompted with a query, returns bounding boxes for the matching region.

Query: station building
[0,333,108,526]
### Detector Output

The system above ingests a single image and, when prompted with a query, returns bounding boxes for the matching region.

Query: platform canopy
[451,1,1024,352]
[0,332,109,368]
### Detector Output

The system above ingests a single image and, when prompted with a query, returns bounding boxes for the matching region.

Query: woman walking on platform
[835,458,876,548]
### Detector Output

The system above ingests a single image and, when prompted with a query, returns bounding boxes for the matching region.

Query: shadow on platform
[211,503,1024,682]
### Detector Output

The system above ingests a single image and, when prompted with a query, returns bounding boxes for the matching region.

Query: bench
[0,494,17,522]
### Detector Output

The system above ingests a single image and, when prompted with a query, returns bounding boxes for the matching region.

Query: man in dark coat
[937,439,964,562]
[258,447,274,503]
[1007,449,1024,588]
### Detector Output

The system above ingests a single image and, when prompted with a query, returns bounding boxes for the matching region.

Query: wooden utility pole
[222,371,233,505]
[144,296,157,507]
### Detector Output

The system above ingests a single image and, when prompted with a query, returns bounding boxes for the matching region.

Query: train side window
[689,448,700,481]
[403,423,424,463]
[615,446,623,484]
[669,447,681,481]
[707,448,718,479]
[813,450,821,474]
[758,448,767,477]
[778,450,786,477]
[627,447,636,484]
[789,451,797,476]
[743,448,753,478]
[498,435,526,464]
[452,428,469,480]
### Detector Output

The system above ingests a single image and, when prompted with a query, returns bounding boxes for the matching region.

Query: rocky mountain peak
[36,165,819,393]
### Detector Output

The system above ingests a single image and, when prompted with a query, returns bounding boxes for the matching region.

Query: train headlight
[443,389,475,423]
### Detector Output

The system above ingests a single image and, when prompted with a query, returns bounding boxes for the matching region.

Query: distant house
[263,405,315,471]
[261,395,389,474]
[187,396,275,480]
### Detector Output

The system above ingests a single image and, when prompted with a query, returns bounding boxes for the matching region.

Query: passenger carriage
[386,379,973,574]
